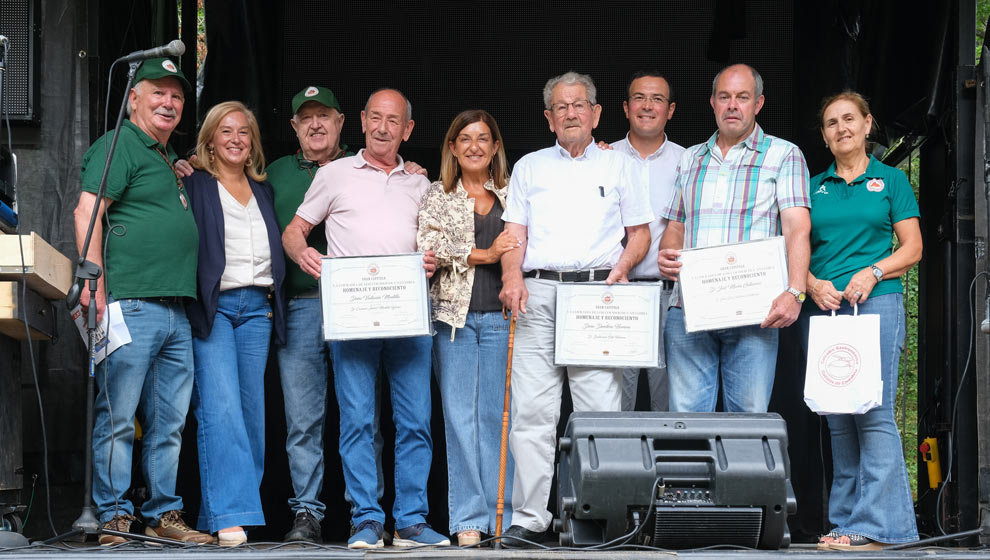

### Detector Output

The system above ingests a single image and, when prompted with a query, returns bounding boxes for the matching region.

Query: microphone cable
[3,33,59,538]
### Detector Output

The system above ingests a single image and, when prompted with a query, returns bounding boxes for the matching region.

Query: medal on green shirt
[154,145,189,210]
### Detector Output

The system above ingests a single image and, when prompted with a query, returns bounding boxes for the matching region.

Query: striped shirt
[662,125,811,249]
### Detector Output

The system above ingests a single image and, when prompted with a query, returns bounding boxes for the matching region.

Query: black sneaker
[499,525,546,549]
[284,510,321,543]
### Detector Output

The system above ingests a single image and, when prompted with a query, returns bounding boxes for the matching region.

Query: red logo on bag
[819,344,861,387]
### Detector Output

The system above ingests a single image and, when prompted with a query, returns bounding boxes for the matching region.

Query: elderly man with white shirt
[498,71,652,548]
[611,71,685,412]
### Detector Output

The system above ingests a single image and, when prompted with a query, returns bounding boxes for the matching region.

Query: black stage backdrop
[200,0,796,171]
[67,0,948,544]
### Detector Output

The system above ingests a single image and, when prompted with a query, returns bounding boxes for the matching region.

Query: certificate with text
[320,253,431,340]
[677,237,788,333]
[554,282,662,368]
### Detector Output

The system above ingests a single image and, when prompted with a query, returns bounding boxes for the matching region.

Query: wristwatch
[871,264,884,283]
[786,287,806,303]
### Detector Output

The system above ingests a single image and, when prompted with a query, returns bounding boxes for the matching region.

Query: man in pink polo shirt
[282,88,446,549]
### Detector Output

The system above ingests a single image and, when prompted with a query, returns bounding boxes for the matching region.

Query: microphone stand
[45,60,183,547]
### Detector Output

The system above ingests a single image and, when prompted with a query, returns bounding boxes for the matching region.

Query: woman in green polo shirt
[803,91,922,551]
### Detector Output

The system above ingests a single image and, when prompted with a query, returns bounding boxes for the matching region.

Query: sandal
[457,530,481,547]
[828,534,886,551]
[817,529,840,550]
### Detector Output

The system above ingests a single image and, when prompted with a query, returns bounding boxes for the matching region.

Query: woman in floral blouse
[417,109,519,547]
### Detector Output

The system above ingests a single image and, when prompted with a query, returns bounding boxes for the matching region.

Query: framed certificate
[554,282,662,368]
[677,237,788,333]
[320,253,431,340]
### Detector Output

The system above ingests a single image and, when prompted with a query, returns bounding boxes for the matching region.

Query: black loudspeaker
[556,412,796,550]
[0,0,38,121]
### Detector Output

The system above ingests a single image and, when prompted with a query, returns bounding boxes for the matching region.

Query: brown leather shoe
[98,514,135,545]
[144,510,214,544]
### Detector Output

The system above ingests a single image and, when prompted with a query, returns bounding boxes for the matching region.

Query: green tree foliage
[895,155,921,499]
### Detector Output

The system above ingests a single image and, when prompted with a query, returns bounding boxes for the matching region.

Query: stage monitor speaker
[0,0,38,122]
[556,412,796,550]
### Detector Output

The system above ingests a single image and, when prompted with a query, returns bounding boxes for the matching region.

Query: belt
[631,278,676,290]
[523,269,611,282]
[139,296,187,303]
[294,288,321,299]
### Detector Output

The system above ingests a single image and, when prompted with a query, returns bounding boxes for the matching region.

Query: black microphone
[118,39,185,63]
[65,281,82,310]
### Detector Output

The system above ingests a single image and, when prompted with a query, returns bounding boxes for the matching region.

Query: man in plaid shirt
[657,63,811,413]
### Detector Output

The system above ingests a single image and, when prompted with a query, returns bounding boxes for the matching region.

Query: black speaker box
[0,0,38,121]
[556,412,796,549]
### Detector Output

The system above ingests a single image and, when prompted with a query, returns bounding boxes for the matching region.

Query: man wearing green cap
[270,86,424,543]
[73,57,211,545]
[267,85,354,543]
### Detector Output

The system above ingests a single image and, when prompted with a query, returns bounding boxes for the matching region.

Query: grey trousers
[620,284,671,411]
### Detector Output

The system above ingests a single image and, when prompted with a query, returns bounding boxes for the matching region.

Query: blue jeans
[92,297,193,523]
[434,312,513,535]
[330,335,433,530]
[191,287,271,531]
[799,293,918,543]
[276,297,384,522]
[664,306,778,412]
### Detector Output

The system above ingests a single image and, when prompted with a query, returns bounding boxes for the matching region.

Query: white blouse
[218,182,273,291]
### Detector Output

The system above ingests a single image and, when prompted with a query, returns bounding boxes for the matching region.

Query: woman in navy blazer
[184,101,286,546]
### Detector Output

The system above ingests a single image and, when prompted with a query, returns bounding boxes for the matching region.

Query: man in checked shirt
[658,63,812,413]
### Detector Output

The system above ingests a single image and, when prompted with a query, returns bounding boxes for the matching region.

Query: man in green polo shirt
[268,85,354,543]
[73,57,211,546]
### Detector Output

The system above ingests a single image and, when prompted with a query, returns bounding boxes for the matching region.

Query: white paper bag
[804,304,883,415]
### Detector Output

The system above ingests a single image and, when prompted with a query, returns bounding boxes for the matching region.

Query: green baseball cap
[133,57,192,92]
[291,86,341,114]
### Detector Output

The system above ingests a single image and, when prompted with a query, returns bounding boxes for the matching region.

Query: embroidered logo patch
[866,178,885,192]
[162,59,178,73]
[815,184,829,195]
[305,86,319,97]
[819,343,861,387]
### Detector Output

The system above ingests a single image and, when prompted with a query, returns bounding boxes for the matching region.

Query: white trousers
[508,278,622,532]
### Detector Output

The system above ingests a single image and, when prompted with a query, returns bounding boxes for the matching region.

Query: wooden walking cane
[494,307,517,548]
